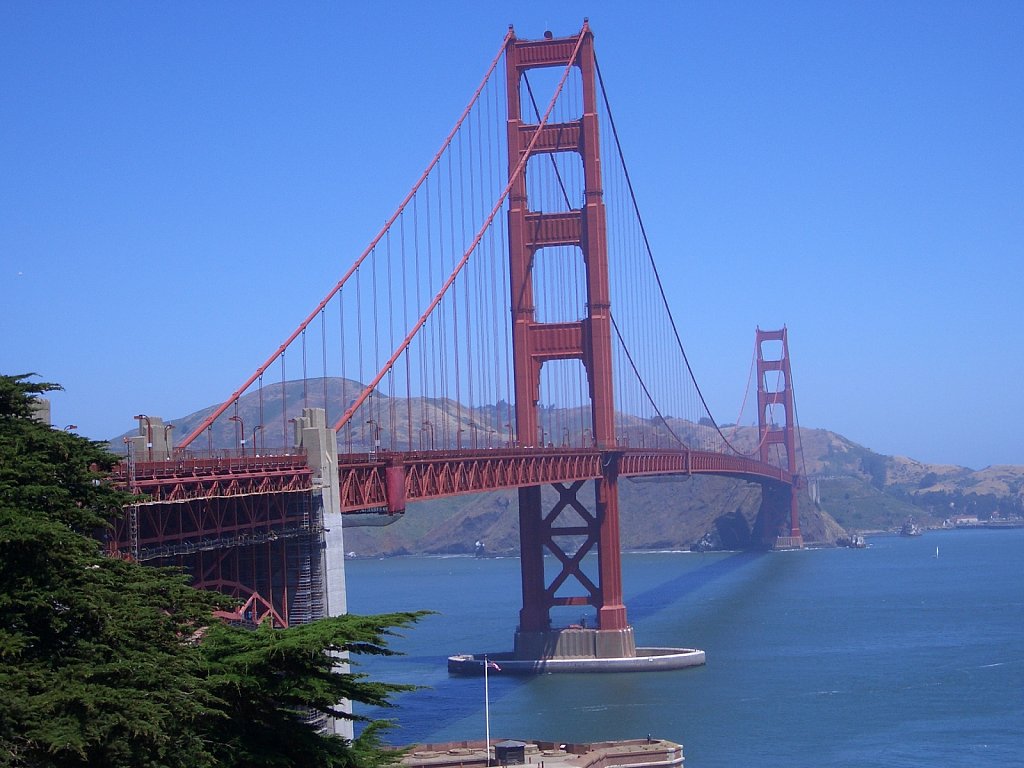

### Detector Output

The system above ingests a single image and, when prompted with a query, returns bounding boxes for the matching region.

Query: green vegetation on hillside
[0,374,423,768]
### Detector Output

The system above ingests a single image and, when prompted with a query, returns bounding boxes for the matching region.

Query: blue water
[347,529,1024,766]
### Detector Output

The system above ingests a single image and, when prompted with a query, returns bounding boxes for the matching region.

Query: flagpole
[484,655,491,766]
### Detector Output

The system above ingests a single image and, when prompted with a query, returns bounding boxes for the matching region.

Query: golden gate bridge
[108,22,806,670]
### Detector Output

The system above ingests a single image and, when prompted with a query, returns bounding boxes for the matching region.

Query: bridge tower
[506,23,634,660]
[754,327,803,549]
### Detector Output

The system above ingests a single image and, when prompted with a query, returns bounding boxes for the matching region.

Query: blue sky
[2,2,1021,470]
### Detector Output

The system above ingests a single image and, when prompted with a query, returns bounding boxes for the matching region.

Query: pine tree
[0,374,422,767]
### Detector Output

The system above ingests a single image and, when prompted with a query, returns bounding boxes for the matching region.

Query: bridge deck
[113,447,791,514]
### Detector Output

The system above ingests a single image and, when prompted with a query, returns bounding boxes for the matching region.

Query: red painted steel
[213,590,288,629]
[756,326,802,541]
[109,447,793,555]
[108,484,314,561]
[505,22,630,634]
[109,454,312,503]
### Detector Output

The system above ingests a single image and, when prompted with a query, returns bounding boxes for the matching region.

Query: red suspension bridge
[109,23,807,663]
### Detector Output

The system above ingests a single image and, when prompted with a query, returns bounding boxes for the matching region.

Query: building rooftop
[401,737,684,768]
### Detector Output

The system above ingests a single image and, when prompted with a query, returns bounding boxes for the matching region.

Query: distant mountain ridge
[117,377,1023,555]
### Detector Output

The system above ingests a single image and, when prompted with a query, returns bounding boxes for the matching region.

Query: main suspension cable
[595,55,755,457]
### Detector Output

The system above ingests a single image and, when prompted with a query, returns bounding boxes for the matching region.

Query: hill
[115,378,1023,555]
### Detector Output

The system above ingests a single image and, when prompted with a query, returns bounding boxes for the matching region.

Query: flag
[486,660,501,671]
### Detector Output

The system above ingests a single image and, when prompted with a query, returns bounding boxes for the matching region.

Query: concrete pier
[448,646,705,675]
[450,625,704,674]
[514,626,637,661]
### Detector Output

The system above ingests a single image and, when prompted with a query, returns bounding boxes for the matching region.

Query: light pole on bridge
[366,419,381,457]
[228,414,245,457]
[135,414,153,461]
[163,423,175,457]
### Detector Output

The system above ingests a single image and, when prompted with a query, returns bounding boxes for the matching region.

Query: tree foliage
[0,374,422,767]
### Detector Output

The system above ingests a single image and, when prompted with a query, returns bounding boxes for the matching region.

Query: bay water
[347,528,1024,767]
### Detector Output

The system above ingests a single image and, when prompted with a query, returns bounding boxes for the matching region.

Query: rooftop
[401,737,684,768]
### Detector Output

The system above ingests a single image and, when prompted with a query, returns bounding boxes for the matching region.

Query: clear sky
[2,2,1021,470]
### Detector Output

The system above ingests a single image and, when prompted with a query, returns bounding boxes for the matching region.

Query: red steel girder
[106,447,797,558]
[518,122,581,155]
[524,210,582,248]
[111,455,312,503]
[618,449,792,484]
[109,489,308,559]
[111,447,794,517]
[336,447,793,511]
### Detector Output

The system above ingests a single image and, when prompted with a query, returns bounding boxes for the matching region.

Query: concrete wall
[126,416,175,461]
[292,408,352,739]
[515,627,637,661]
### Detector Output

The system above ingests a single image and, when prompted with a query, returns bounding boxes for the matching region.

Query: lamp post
[584,428,593,448]
[422,420,434,450]
[366,419,381,456]
[228,414,245,457]
[287,417,299,454]
[562,427,570,447]
[504,422,514,447]
[253,424,263,456]
[135,414,153,461]
[163,423,175,459]
[481,655,497,768]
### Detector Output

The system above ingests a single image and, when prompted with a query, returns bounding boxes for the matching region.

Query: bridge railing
[112,451,310,480]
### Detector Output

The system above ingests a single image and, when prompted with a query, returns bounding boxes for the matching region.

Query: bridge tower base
[515,626,636,661]
[753,481,804,550]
